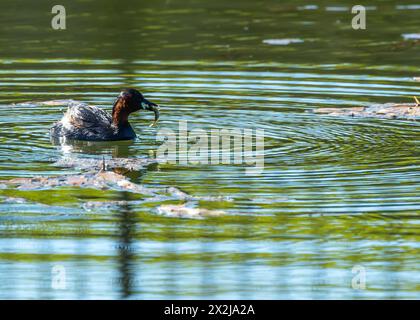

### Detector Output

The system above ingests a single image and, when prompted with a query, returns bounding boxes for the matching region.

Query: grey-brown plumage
[50,102,121,141]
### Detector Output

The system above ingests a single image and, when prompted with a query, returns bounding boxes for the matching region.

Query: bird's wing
[62,102,112,130]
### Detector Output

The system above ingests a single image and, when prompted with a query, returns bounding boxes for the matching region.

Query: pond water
[0,0,419,299]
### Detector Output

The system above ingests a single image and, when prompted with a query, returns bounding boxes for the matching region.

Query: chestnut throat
[112,99,132,128]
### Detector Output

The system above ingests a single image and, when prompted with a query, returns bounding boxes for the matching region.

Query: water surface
[0,0,419,299]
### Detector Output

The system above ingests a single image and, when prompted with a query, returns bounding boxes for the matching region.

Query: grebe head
[112,88,159,127]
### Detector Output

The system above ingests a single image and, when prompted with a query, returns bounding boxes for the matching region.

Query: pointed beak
[141,99,160,127]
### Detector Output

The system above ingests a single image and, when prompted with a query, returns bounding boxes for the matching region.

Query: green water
[0,0,419,299]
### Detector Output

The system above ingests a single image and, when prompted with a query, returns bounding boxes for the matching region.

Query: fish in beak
[141,98,160,127]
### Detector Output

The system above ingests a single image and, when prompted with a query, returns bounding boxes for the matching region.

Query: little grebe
[50,88,159,141]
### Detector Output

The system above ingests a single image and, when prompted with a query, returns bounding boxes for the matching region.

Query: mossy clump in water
[314,103,420,120]
[155,203,225,219]
[1,169,231,218]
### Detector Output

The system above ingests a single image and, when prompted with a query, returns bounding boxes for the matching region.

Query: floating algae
[1,167,231,218]
[0,170,228,200]
[155,203,225,219]
[1,170,153,193]
[54,156,158,171]
[83,201,227,218]
[313,103,420,120]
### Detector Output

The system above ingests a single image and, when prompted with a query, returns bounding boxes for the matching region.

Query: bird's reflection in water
[51,136,156,181]
[115,191,136,299]
[51,136,135,158]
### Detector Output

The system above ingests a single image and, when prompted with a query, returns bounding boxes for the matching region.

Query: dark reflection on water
[51,138,134,158]
[116,192,135,299]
